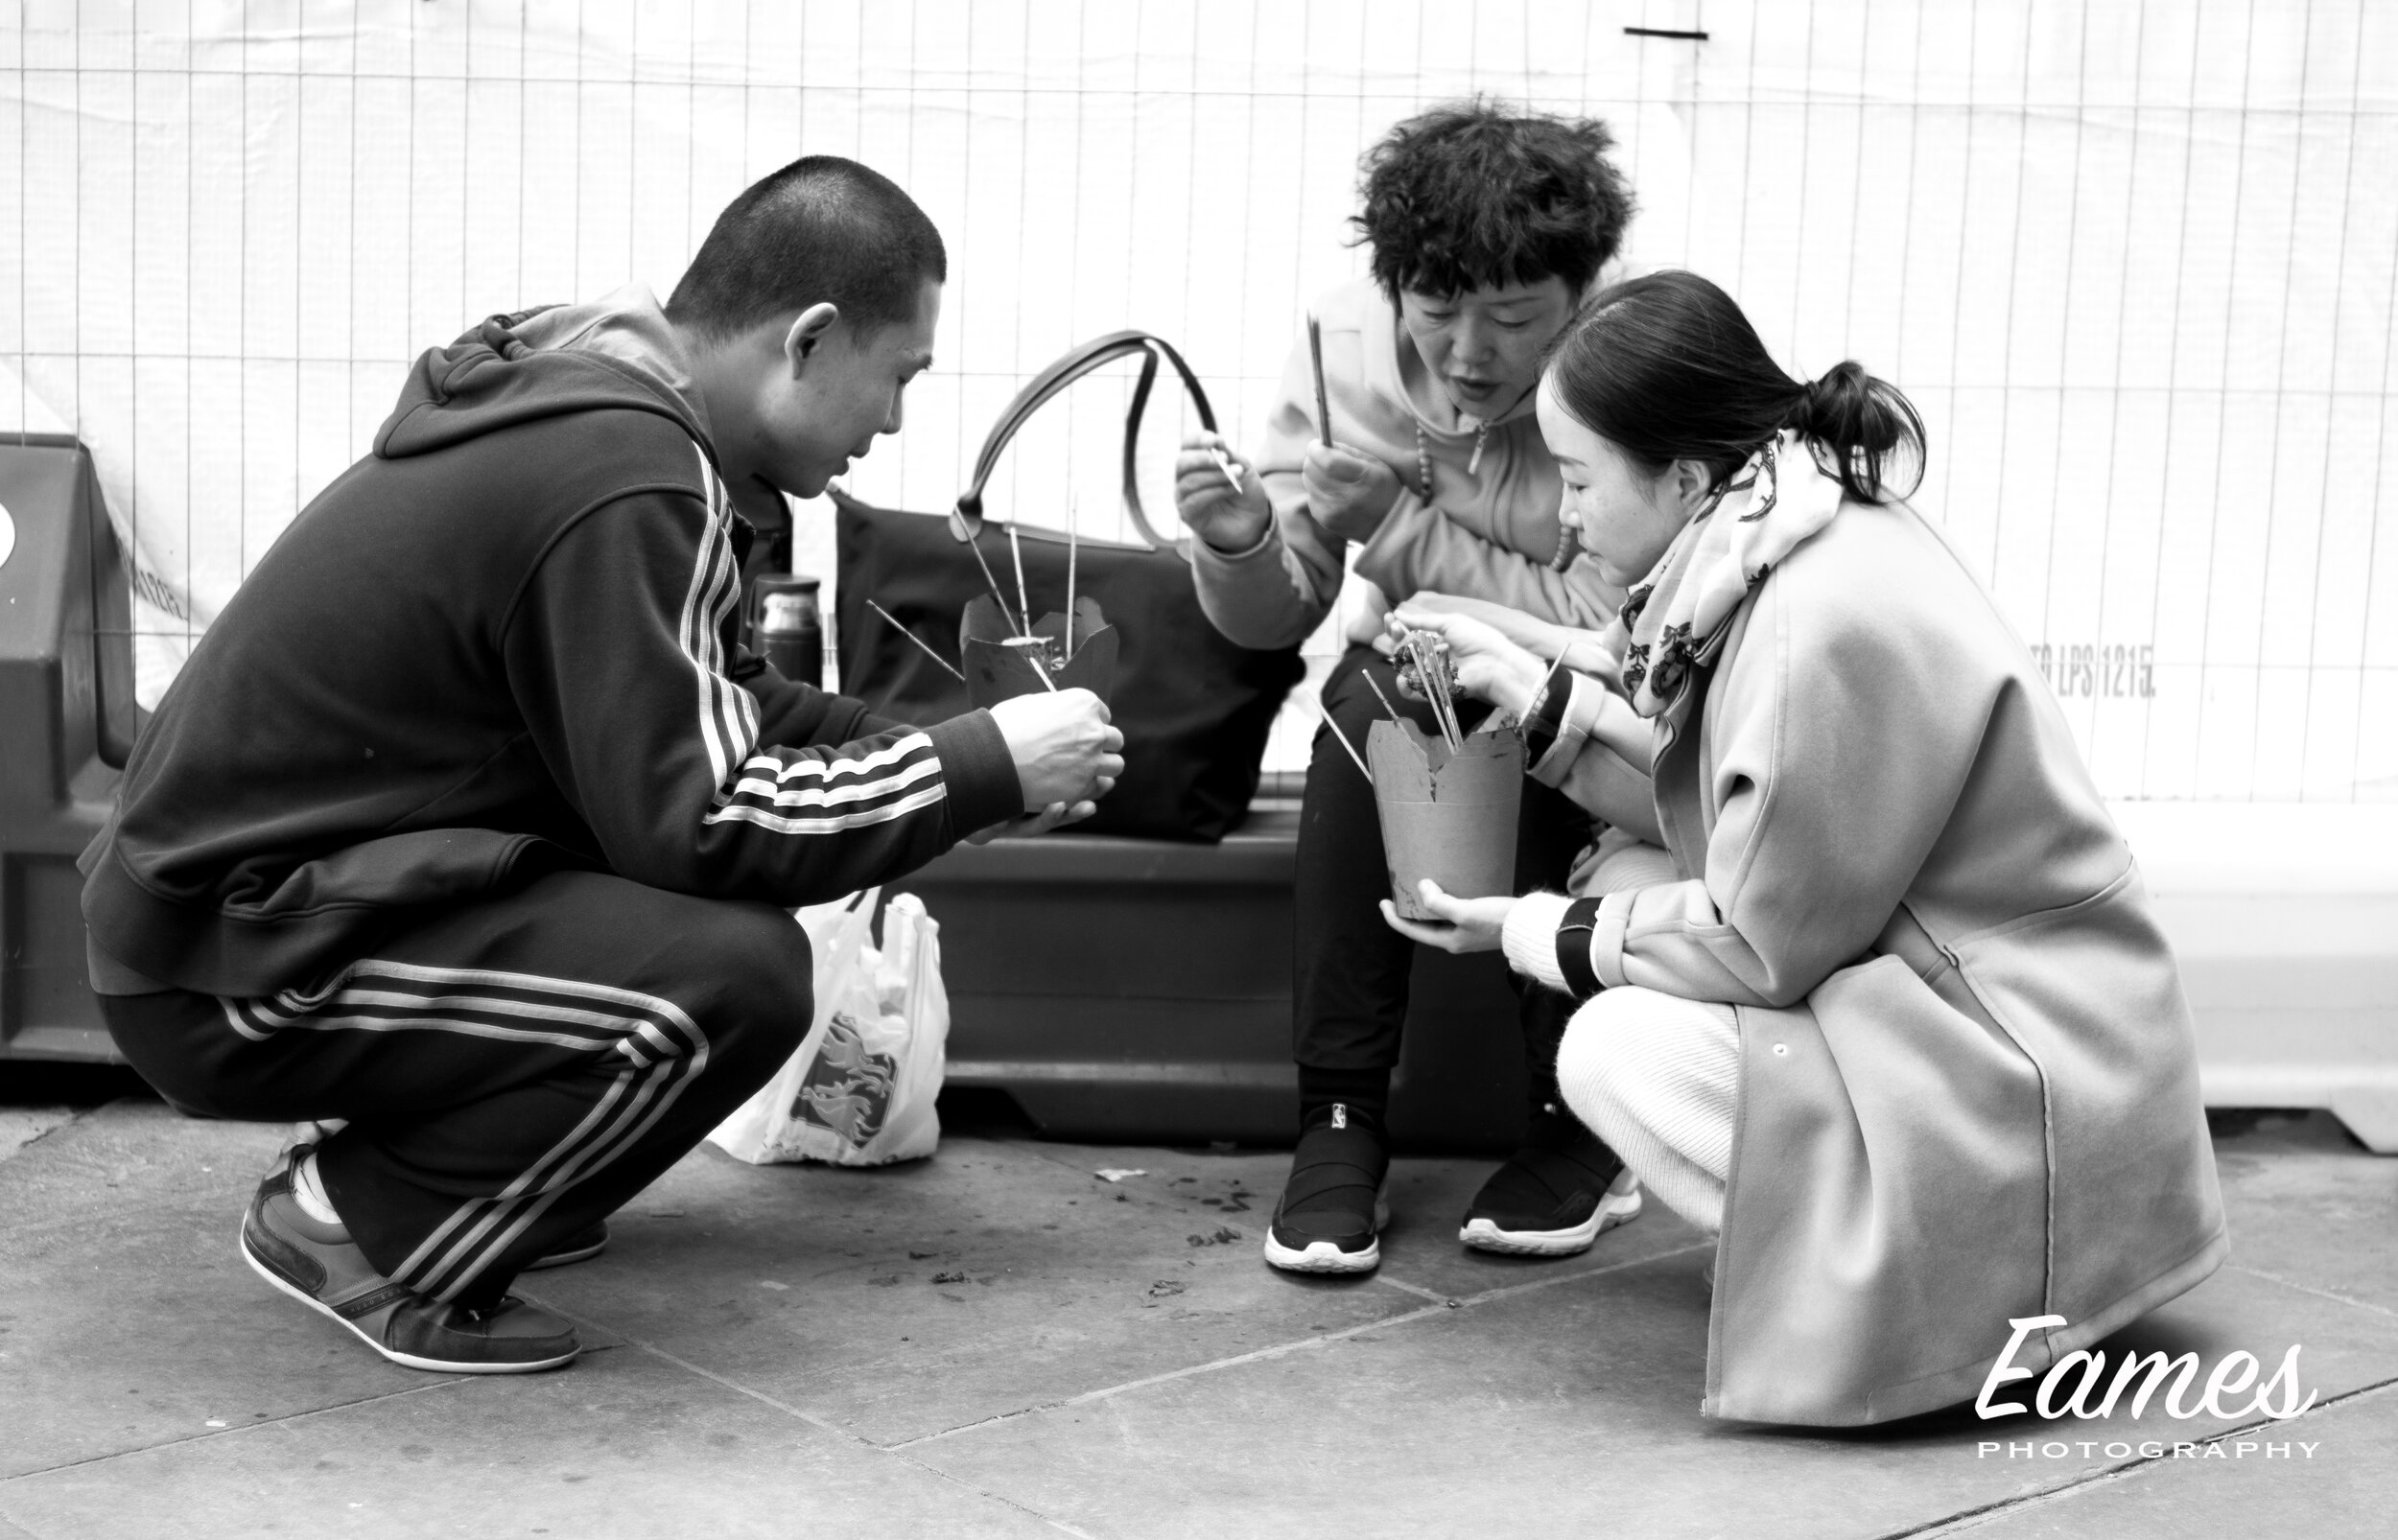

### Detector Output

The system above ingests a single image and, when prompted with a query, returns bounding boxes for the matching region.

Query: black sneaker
[1458,1109,1641,1257]
[524,1221,609,1271]
[239,1151,580,1374]
[1262,1103,1391,1274]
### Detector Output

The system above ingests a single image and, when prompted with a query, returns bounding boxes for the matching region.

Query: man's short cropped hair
[667,155,947,341]
[1352,98,1634,300]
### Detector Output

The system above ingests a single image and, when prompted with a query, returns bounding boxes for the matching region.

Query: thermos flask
[753,575,824,689]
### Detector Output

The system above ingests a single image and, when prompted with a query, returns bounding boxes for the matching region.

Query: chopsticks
[865,599,967,683]
[1308,691,1370,781]
[1065,501,1078,646]
[960,528,1027,637]
[1398,631,1465,751]
[1009,525,1033,639]
[1306,313,1332,446]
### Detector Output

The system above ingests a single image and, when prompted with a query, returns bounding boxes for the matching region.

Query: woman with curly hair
[1381,270,2225,1425]
[1172,100,1641,1276]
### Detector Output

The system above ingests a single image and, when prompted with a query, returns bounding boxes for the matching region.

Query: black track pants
[1292,646,1591,1098]
[102,870,812,1311]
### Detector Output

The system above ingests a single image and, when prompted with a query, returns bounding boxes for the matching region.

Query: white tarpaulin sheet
[2,0,2391,800]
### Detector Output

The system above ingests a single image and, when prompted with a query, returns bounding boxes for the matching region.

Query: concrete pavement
[2,1085,2391,1538]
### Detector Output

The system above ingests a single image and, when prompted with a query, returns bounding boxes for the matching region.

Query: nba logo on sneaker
[1331,1105,1348,1129]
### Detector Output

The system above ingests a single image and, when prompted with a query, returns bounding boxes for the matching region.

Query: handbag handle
[951,330,1218,553]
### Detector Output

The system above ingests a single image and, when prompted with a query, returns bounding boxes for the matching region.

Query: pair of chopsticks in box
[868,514,1077,692]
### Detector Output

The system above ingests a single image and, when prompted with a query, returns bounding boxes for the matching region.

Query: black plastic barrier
[897,796,1530,1154]
[0,436,137,1064]
[0,443,1530,1147]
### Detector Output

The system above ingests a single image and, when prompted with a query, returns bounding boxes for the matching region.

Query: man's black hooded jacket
[82,292,1018,998]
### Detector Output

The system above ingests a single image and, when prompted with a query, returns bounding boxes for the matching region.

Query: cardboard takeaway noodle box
[1368,716,1524,921]
[960,593,1118,709]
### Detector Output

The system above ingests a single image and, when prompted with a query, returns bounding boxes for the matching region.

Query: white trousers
[1552,833,1742,1234]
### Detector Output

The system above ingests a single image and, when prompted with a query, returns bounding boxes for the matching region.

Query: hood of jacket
[374,284,717,462]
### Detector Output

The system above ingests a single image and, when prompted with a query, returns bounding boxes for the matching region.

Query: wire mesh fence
[3,0,2389,796]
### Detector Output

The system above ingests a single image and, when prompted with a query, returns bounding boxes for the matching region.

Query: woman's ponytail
[1792,361,1926,504]
[1545,271,1928,506]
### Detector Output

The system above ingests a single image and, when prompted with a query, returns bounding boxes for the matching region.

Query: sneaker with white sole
[239,1152,580,1374]
[1457,1111,1642,1257]
[1263,1103,1391,1275]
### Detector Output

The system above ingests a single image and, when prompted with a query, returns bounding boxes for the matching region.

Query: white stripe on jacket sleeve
[674,446,949,835]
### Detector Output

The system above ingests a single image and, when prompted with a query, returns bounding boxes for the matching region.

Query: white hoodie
[1189,275,1624,651]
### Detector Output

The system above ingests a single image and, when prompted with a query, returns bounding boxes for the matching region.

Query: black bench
[898,780,1531,1154]
[0,440,1531,1154]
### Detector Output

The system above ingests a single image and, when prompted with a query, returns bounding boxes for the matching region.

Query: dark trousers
[102,869,811,1311]
[1294,646,1591,1102]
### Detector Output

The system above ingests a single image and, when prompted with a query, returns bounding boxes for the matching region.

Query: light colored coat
[1189,276,1622,651]
[1563,498,2224,1425]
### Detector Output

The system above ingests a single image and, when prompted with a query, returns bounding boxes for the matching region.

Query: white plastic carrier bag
[706,889,951,1167]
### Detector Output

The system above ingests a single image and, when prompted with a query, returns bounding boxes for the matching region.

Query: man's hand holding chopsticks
[1173,432,1273,554]
[983,688,1124,838]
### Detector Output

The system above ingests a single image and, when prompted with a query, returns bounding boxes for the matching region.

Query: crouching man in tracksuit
[77,156,1122,1375]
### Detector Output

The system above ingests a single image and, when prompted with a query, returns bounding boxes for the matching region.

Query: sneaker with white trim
[1457,1109,1642,1257]
[1262,1103,1391,1275]
[239,1151,579,1374]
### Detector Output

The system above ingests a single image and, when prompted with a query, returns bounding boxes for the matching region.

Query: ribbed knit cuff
[1502,891,1575,993]
[1192,519,1278,562]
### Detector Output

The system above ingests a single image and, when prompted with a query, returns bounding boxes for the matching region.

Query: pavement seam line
[1372,1274,1456,1305]
[0,1503,47,1540]
[882,1299,1455,1452]
[0,1378,464,1486]
[2224,1261,2398,1319]
[1873,1370,2398,1539]
[568,1323,1096,1538]
[888,1239,1716,1452]
[1450,1240,1713,1310]
[631,1341,1100,1538]
[620,1337,859,1438]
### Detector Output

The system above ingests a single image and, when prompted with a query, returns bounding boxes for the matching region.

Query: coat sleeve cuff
[1187,516,1323,652]
[1528,669,1604,787]
[925,710,1023,838]
[1502,891,1575,992]
[1589,889,1635,990]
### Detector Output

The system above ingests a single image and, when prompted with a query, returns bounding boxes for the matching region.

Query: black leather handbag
[834,331,1304,842]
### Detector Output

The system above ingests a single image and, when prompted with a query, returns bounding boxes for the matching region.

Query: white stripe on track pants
[102,869,813,1307]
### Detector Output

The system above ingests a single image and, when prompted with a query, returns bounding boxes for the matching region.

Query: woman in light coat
[1383,270,2226,1426]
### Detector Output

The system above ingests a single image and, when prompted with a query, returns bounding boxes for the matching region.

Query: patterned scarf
[1605,432,1845,725]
